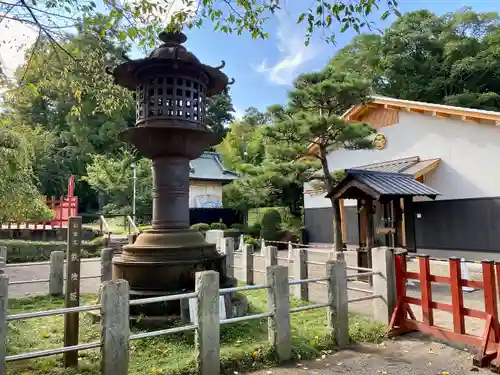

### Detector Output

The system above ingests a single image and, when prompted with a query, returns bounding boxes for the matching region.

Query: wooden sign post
[64,216,82,367]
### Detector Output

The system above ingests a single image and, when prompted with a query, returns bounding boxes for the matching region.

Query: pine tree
[265,68,376,246]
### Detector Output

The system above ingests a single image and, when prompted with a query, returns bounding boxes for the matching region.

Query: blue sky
[175,0,499,119]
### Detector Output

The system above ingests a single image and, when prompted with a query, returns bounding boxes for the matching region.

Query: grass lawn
[6,290,386,375]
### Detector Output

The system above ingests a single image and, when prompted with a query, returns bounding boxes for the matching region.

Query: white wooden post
[221,238,235,278]
[100,279,130,375]
[101,248,114,283]
[266,265,291,361]
[287,241,293,261]
[241,244,254,285]
[264,246,277,268]
[0,246,6,264]
[371,247,396,324]
[49,251,64,296]
[292,248,308,301]
[326,260,349,348]
[0,274,8,374]
[238,234,244,251]
[260,238,265,251]
[195,270,220,375]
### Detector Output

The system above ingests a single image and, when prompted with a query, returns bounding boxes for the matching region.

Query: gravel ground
[246,334,488,375]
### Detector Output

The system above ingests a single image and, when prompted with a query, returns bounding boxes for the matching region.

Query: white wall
[305,111,500,209]
[189,182,223,208]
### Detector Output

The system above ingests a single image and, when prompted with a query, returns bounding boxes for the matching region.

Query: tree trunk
[319,146,343,251]
[330,197,343,252]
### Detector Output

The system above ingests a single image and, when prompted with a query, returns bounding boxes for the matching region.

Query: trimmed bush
[0,239,102,263]
[209,222,228,230]
[230,223,246,230]
[243,235,260,250]
[223,228,241,239]
[246,223,261,238]
[190,223,210,231]
[260,209,282,241]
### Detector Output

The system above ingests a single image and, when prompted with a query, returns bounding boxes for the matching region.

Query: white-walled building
[304,96,500,258]
[189,152,238,208]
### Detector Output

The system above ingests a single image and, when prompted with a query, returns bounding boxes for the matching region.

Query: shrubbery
[209,222,227,230]
[243,235,260,250]
[190,223,210,231]
[259,209,282,241]
[1,239,103,263]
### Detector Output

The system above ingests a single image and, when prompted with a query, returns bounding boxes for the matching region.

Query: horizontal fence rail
[1,233,396,375]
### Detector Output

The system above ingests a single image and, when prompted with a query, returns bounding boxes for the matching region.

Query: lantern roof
[108,31,234,96]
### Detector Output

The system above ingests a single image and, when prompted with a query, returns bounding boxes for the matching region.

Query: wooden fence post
[292,248,308,301]
[195,270,220,375]
[49,251,64,296]
[371,247,396,324]
[101,248,114,283]
[0,274,8,375]
[241,244,254,285]
[326,260,349,348]
[222,238,235,278]
[100,279,130,375]
[449,257,466,334]
[64,216,82,367]
[266,265,291,361]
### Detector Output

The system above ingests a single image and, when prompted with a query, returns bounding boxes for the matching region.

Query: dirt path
[246,334,488,375]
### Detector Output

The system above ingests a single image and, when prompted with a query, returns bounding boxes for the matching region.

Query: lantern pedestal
[113,229,235,317]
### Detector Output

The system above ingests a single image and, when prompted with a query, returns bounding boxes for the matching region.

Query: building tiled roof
[189,152,238,182]
[326,169,441,200]
[355,156,420,173]
[346,169,440,197]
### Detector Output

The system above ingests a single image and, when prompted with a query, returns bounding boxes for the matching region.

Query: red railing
[390,253,500,370]
[3,196,78,230]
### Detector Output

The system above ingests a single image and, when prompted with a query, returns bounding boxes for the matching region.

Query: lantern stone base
[112,229,234,318]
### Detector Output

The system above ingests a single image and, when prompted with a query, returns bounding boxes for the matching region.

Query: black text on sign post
[64,216,82,367]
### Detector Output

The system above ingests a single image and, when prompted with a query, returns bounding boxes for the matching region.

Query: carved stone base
[112,228,232,318]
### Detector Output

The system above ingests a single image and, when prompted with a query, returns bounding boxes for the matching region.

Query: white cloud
[0,17,38,79]
[251,9,320,85]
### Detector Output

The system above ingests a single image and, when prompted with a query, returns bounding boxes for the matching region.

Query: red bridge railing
[390,253,500,370]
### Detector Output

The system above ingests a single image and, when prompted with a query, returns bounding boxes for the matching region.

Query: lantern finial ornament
[108,31,235,320]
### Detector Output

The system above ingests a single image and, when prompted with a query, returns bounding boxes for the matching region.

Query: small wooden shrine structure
[326,169,441,269]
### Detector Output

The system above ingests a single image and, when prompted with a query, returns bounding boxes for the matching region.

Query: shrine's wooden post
[64,216,82,367]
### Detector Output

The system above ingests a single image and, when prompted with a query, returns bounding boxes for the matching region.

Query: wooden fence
[0,236,396,375]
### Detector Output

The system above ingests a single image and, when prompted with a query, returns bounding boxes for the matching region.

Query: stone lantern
[107,31,235,317]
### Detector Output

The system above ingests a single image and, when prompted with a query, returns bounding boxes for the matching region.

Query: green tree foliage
[0,25,135,209]
[0,0,400,71]
[0,122,52,222]
[265,68,375,203]
[205,90,235,134]
[83,149,153,217]
[330,8,500,110]
[1,21,236,213]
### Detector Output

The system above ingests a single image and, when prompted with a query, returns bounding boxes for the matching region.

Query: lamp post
[131,162,137,224]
